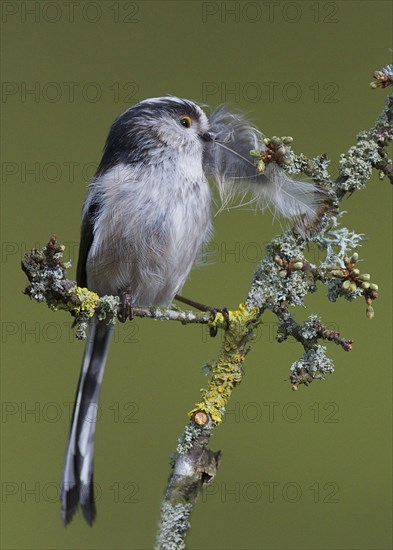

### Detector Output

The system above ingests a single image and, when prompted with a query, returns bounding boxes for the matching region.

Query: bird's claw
[209,307,230,338]
[174,294,230,337]
[118,293,134,323]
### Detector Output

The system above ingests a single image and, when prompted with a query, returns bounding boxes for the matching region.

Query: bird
[60,96,327,525]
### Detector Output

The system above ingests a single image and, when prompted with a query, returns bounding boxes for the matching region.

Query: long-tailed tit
[61,96,326,525]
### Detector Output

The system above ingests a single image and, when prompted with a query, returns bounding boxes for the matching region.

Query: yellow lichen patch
[190,303,261,424]
[207,303,259,334]
[67,286,100,318]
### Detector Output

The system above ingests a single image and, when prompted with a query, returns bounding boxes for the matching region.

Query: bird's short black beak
[201,131,216,142]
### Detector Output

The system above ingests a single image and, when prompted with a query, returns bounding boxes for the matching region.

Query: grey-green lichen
[28,265,68,303]
[96,295,120,324]
[175,422,204,456]
[286,151,334,184]
[290,345,335,382]
[314,216,370,303]
[155,502,192,550]
[247,231,312,308]
[22,238,73,309]
[316,215,365,269]
[300,314,321,340]
[258,134,334,185]
[338,132,380,192]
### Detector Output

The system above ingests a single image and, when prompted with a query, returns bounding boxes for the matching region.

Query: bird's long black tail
[61,318,113,526]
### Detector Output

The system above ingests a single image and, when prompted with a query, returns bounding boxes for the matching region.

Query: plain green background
[1,1,392,549]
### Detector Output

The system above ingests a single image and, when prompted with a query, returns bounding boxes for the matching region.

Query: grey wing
[76,202,97,288]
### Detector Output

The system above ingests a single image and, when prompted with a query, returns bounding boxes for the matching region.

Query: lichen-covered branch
[155,305,260,549]
[21,64,392,549]
[21,236,219,339]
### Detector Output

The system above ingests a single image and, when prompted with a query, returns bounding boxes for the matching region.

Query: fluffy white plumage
[84,160,212,303]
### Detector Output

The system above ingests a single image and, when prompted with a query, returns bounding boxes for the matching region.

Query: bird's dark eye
[179,115,192,128]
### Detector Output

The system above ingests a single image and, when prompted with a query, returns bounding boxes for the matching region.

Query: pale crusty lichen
[247,232,312,309]
[315,215,365,269]
[155,502,192,550]
[96,294,120,324]
[175,423,204,456]
[290,345,335,382]
[338,132,380,192]
[286,151,334,184]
